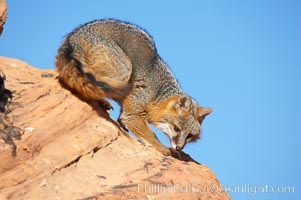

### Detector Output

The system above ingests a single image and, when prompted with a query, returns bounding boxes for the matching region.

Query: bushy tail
[55,53,131,101]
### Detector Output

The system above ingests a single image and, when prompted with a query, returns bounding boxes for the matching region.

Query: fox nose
[176,146,182,152]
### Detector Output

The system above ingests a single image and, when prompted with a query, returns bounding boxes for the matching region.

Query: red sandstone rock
[0,0,7,36]
[0,56,231,200]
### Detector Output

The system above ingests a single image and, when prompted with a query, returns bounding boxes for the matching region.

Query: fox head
[149,95,212,152]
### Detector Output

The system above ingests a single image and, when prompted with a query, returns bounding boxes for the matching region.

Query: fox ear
[176,95,192,111]
[197,107,212,124]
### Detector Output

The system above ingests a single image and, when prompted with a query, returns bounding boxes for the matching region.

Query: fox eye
[174,125,180,132]
[186,134,194,140]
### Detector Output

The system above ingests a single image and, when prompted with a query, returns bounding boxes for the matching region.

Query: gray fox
[55,19,212,157]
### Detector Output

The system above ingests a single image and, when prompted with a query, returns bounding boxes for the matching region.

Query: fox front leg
[119,113,171,156]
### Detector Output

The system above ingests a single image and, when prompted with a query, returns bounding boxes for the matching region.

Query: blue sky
[1,1,300,199]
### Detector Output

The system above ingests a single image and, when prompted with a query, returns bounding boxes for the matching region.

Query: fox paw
[98,99,113,111]
[156,146,171,156]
